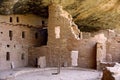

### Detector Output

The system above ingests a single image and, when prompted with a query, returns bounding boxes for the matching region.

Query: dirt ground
[0,67,102,80]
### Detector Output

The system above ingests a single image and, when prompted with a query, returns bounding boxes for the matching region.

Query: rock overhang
[0,0,120,32]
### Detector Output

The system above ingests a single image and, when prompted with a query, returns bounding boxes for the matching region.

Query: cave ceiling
[0,0,120,32]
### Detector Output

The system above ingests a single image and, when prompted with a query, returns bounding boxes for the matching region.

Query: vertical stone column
[47,3,80,67]
[96,42,106,70]
[47,3,80,46]
[47,3,71,46]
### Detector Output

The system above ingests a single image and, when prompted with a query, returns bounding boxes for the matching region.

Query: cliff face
[0,0,120,32]
[0,0,48,17]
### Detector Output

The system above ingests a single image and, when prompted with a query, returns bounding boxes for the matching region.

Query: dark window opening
[40,29,48,45]
[42,21,45,26]
[35,58,38,67]
[16,17,19,23]
[35,32,38,39]
[6,52,10,61]
[10,17,12,23]
[78,33,81,38]
[21,53,24,60]
[22,31,25,38]
[7,45,10,47]
[9,30,13,40]
[1,32,3,34]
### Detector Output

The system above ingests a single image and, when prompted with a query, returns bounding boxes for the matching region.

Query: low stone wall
[106,39,120,62]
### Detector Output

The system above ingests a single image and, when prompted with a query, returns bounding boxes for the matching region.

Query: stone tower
[47,3,81,66]
[47,3,80,47]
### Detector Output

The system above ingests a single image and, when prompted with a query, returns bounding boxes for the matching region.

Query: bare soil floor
[0,67,102,80]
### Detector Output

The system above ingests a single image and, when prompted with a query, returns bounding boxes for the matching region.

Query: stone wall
[0,22,45,70]
[29,33,107,69]
[28,46,49,67]
[68,33,107,69]
[83,29,116,39]
[28,3,107,69]
[27,3,120,70]
[106,37,120,63]
[0,14,48,28]
[47,3,80,67]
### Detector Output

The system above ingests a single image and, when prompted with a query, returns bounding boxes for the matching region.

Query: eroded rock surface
[102,63,120,80]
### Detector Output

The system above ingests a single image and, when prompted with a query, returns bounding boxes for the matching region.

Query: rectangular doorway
[71,51,78,67]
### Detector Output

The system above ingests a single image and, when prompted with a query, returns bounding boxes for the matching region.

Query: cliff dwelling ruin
[0,0,120,80]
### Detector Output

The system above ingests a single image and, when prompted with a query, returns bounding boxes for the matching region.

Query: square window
[6,52,10,61]
[10,17,12,23]
[22,31,25,38]
[21,53,24,60]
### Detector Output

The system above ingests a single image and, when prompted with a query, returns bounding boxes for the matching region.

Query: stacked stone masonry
[29,3,108,69]
[0,14,47,70]
[29,4,120,70]
[1,3,120,72]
